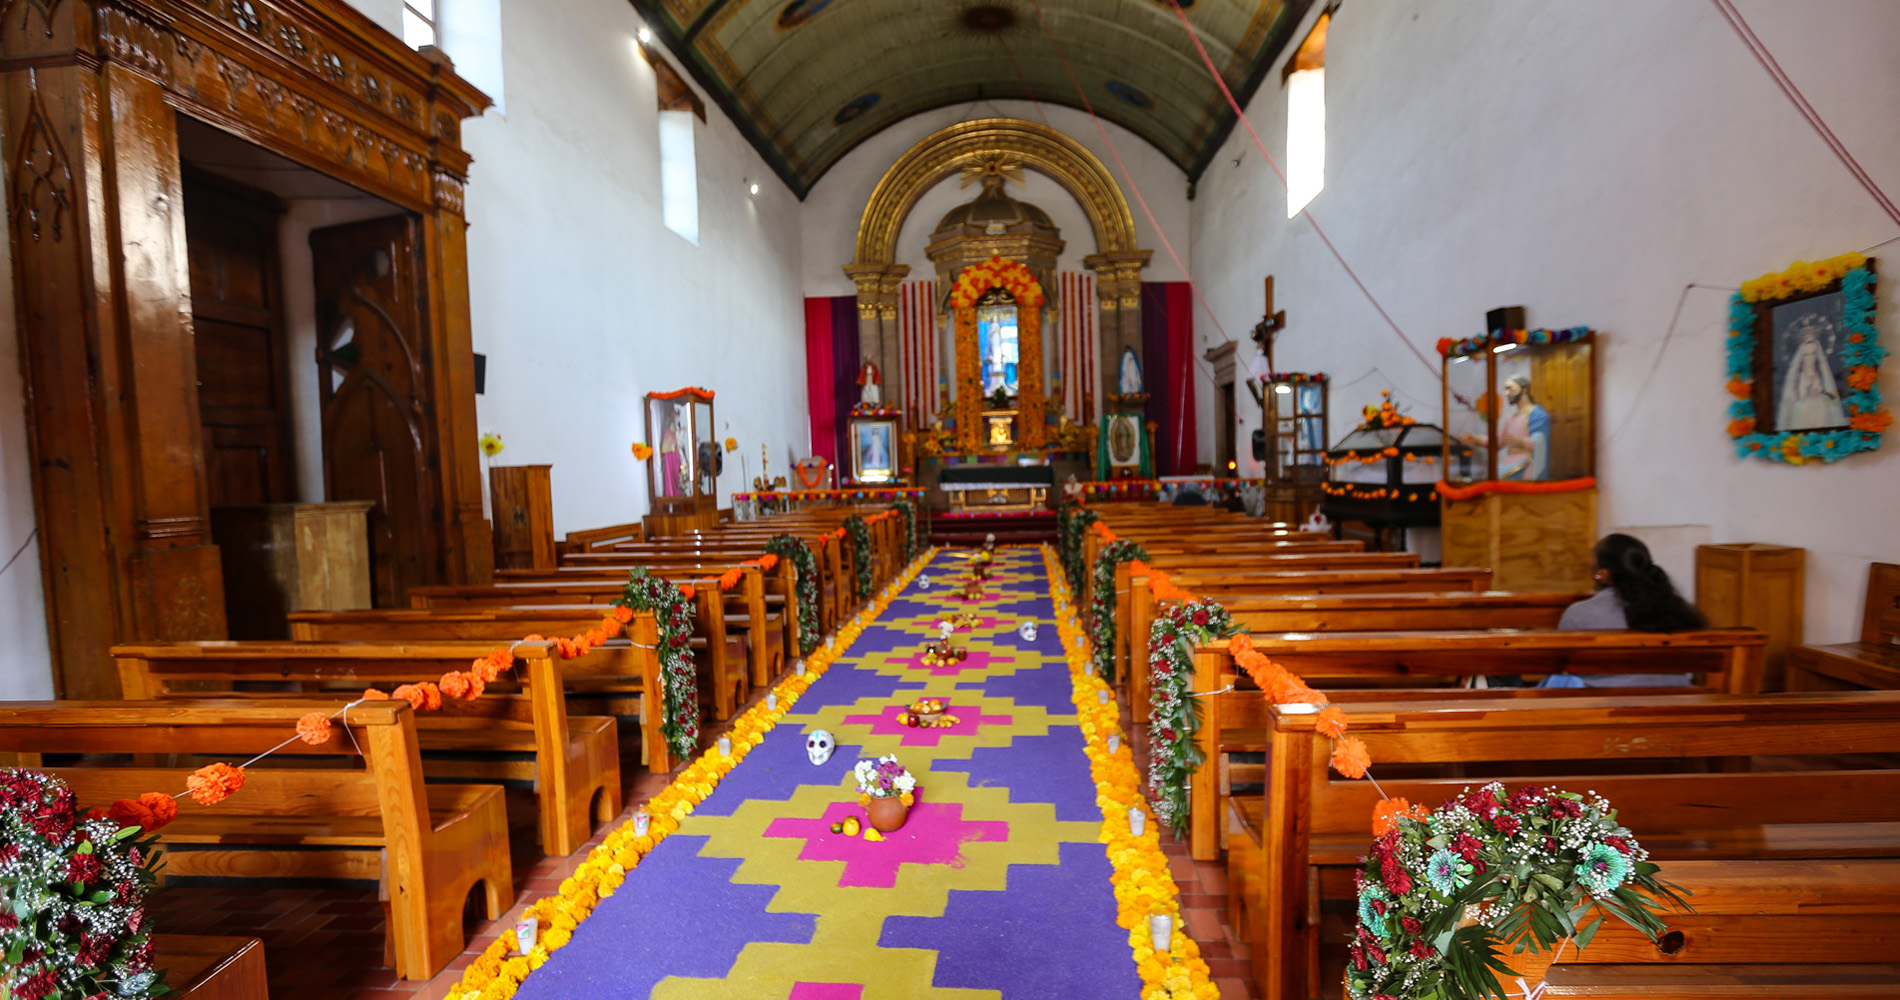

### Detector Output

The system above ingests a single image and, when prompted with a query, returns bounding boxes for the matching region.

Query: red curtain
[803,296,859,469]
[1141,282,1198,475]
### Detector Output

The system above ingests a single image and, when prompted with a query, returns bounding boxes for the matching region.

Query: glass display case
[1262,372,1328,484]
[1441,327,1596,485]
[1319,393,1443,547]
[644,387,718,534]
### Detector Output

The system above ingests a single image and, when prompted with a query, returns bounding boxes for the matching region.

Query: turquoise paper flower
[1579,842,1631,895]
[1425,848,1469,895]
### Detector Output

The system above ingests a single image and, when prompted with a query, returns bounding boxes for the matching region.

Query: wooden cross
[1250,275,1287,370]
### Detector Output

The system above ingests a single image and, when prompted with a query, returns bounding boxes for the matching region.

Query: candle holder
[514,916,537,955]
[1106,733,1120,754]
[1097,688,1111,705]
[1149,914,1172,955]
[1128,807,1146,836]
[717,735,732,756]
[632,808,650,837]
[766,692,778,711]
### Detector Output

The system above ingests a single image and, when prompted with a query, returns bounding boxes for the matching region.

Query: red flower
[67,851,103,884]
[1366,943,1387,966]
[1191,609,1209,627]
[1349,942,1368,971]
[1451,830,1484,861]
[1400,915,1422,935]
[1493,813,1521,837]
[1604,835,1633,854]
[1409,940,1437,959]
[13,968,57,1000]
[1462,786,1500,818]
[1506,785,1546,810]
[1380,854,1413,896]
[1544,836,1560,852]
[0,912,17,930]
[1549,797,1585,820]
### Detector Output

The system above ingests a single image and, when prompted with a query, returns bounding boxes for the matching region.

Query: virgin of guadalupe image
[1776,313,1849,432]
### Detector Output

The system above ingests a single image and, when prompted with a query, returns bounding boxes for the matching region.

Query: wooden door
[184,174,294,507]
[1216,380,1237,475]
[312,215,438,607]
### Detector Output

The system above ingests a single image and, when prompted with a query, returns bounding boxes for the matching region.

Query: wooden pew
[1179,627,1768,859]
[0,701,511,980]
[1787,562,1900,690]
[115,640,624,852]
[156,935,269,1000]
[1233,690,1900,1000]
[558,521,644,555]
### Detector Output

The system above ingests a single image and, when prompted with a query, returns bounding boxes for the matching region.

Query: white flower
[895,773,916,792]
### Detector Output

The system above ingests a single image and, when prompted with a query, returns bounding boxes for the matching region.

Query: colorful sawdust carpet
[513,547,1140,999]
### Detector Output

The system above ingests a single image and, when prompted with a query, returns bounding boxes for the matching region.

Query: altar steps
[928,511,1057,547]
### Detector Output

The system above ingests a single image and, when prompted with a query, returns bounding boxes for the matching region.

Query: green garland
[1145,600,1234,832]
[614,569,701,762]
[1057,501,1099,594]
[1088,538,1148,682]
[892,498,918,563]
[764,534,821,656]
[843,514,874,600]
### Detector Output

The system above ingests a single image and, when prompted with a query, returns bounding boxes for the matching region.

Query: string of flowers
[1041,546,1217,1000]
[1145,599,1234,831]
[446,550,938,1000]
[764,535,821,656]
[1057,501,1099,593]
[1435,326,1592,358]
[892,498,918,564]
[614,570,702,763]
[1089,534,1150,682]
[843,514,874,600]
[1727,252,1886,464]
[0,771,167,1000]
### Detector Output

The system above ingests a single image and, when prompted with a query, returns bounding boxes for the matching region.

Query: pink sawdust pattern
[788,985,863,1000]
[842,702,1013,746]
[884,646,1016,677]
[762,801,1008,888]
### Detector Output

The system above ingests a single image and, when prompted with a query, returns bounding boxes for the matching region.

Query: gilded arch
[844,118,1150,430]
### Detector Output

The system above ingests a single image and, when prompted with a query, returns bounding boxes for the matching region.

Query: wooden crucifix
[1250,275,1287,371]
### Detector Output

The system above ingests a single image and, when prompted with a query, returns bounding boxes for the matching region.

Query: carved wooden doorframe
[0,0,493,697]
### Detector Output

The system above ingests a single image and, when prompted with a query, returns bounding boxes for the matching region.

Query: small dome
[934,173,1055,233]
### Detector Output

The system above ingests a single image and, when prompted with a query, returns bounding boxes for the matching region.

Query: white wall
[1190,0,1900,643]
[453,0,808,533]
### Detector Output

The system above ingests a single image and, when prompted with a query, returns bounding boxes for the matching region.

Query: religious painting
[651,397,694,497]
[977,301,1019,397]
[1769,290,1850,432]
[1727,253,1885,464]
[851,417,898,483]
[1107,413,1141,468]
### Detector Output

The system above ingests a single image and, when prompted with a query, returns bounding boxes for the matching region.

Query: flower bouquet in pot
[1346,783,1690,1000]
[854,755,917,833]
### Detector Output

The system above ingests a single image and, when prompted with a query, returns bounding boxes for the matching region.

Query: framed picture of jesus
[850,417,898,484]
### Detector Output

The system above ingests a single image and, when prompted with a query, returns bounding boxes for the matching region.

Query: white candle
[795,659,808,676]
[1106,733,1120,754]
[632,808,650,837]
[1097,689,1111,705]
[766,692,778,711]
[514,916,537,955]
[717,735,732,756]
[1149,914,1172,955]
[1129,807,1146,836]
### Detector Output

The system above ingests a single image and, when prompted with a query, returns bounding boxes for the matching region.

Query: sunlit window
[1285,13,1328,218]
[402,0,436,48]
[659,109,699,245]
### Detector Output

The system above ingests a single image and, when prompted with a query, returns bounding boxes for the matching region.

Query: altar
[933,462,1059,513]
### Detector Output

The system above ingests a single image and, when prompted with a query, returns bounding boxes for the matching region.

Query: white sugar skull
[918,574,931,589]
[805,729,836,765]
[938,621,955,640]
[1019,621,1038,642]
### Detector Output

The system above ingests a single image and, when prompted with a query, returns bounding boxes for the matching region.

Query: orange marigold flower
[1851,410,1893,433]
[438,671,473,700]
[1329,737,1372,779]
[1315,706,1350,739]
[391,684,428,710]
[679,583,696,601]
[1727,417,1755,438]
[106,798,155,830]
[139,791,178,828]
[1726,379,1752,399]
[361,687,390,701]
[758,554,779,571]
[1846,366,1877,391]
[612,605,634,624]
[1371,797,1428,837]
[295,711,334,745]
[1227,634,1254,656]
[186,762,246,805]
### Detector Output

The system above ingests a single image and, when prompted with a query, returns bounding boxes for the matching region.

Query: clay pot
[866,794,910,832]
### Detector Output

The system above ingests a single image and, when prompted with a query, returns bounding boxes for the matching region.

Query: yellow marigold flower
[542,926,572,950]
[499,957,530,984]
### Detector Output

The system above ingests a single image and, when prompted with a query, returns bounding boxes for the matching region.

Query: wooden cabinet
[490,465,556,570]
[1440,488,1596,592]
[211,502,374,638]
[1697,543,1805,691]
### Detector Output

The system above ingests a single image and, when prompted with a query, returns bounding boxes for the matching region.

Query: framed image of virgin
[850,417,898,484]
[1728,254,1886,464]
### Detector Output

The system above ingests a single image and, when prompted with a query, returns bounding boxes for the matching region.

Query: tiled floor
[152,670,1257,999]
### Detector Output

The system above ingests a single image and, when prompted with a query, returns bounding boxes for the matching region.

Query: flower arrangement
[1358,390,1418,429]
[479,433,505,458]
[764,535,821,656]
[615,569,702,763]
[1345,782,1687,1000]
[1727,253,1884,464]
[950,255,1045,310]
[1042,547,1217,1000]
[1089,537,1150,681]
[843,514,874,600]
[853,755,917,802]
[1058,502,1100,593]
[893,498,918,563]
[0,770,168,1000]
[631,441,653,461]
[447,549,937,1000]
[1145,599,1234,831]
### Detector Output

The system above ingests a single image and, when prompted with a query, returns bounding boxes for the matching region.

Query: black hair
[1595,533,1706,632]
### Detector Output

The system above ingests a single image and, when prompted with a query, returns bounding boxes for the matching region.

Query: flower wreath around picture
[1727,252,1886,464]
[0,770,169,1000]
[763,534,822,657]
[1346,782,1689,1000]
[615,569,701,762]
[843,514,874,600]
[1089,538,1149,682]
[1145,599,1234,830]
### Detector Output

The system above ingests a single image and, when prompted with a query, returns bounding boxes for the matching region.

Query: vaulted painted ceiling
[629,0,1314,197]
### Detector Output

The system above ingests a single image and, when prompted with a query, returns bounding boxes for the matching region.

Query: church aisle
[504,547,1145,999]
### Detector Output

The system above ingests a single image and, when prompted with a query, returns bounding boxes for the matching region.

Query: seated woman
[1543,533,1706,688]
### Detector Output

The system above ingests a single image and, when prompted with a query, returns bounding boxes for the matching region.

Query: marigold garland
[1042,546,1219,1000]
[615,571,703,763]
[949,254,1046,310]
[843,514,875,600]
[444,550,938,1000]
[1728,254,1884,463]
[1057,501,1100,593]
